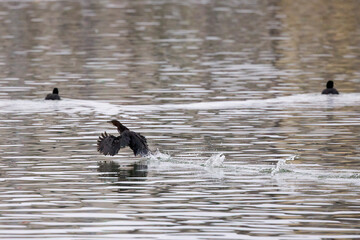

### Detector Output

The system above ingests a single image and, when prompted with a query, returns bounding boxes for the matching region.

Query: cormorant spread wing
[97,132,122,156]
[97,130,149,157]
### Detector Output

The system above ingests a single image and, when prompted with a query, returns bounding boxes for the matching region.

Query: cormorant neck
[117,124,129,133]
[111,120,129,133]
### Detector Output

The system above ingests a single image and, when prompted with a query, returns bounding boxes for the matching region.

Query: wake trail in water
[1,93,360,114]
[146,150,360,182]
[147,150,224,167]
[147,149,286,175]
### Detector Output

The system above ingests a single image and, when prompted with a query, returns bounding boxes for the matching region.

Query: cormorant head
[53,88,59,94]
[108,119,128,132]
[108,119,121,127]
[326,81,334,89]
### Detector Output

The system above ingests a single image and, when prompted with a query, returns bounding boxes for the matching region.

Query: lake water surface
[1,0,360,239]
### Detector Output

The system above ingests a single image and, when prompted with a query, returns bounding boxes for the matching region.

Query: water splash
[271,155,297,176]
[147,151,360,182]
[205,153,225,168]
[147,149,172,162]
[147,150,226,175]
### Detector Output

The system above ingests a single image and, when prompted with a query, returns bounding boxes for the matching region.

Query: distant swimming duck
[322,81,339,94]
[97,120,150,157]
[45,88,61,100]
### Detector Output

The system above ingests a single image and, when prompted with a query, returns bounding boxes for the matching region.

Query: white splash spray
[205,153,225,168]
[271,155,297,176]
[147,149,172,162]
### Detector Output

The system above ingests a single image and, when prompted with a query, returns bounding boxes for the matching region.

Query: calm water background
[1,0,360,239]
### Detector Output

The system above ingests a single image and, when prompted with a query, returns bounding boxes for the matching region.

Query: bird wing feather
[97,132,122,156]
[97,131,149,157]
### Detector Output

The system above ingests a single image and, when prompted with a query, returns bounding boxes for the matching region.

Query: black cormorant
[45,88,61,100]
[97,120,149,157]
[322,81,339,94]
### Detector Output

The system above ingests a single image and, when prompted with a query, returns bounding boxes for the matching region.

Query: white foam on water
[270,155,360,185]
[147,149,172,162]
[205,153,225,168]
[146,150,226,178]
[147,150,225,168]
[1,93,360,115]
[146,150,295,180]
[123,93,360,111]
[271,155,297,176]
[0,99,119,115]
[146,151,360,183]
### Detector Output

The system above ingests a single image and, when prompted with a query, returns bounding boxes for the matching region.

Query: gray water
[1,0,360,239]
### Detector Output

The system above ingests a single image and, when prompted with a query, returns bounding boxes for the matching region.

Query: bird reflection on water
[97,161,148,184]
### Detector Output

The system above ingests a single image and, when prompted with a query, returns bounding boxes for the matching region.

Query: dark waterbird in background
[45,88,61,100]
[322,80,339,94]
[97,120,150,157]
